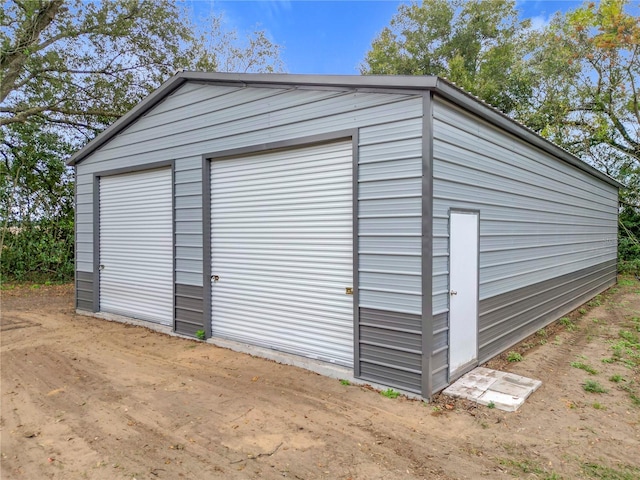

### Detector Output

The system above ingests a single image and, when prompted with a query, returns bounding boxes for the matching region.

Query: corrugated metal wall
[431,98,618,391]
[75,83,423,366]
[357,118,424,393]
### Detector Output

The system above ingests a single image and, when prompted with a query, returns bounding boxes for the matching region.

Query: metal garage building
[69,73,619,399]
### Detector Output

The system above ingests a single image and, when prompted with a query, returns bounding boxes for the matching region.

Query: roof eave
[432,78,622,189]
[66,74,189,166]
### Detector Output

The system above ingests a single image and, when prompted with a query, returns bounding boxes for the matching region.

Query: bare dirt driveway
[1,280,639,480]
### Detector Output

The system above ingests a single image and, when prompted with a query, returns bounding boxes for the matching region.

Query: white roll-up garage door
[210,141,353,366]
[99,168,173,325]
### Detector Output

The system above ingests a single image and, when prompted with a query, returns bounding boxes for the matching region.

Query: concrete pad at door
[443,367,542,412]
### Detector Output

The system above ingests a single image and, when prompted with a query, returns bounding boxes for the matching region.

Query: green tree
[361,0,535,116]
[0,0,283,281]
[530,1,639,269]
[536,1,638,201]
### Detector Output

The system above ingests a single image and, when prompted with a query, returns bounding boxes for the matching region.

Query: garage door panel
[211,140,354,366]
[100,168,173,325]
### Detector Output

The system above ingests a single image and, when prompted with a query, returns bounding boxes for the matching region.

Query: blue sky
[187,1,585,74]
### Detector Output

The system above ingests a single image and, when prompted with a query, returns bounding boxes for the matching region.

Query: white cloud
[529,14,551,32]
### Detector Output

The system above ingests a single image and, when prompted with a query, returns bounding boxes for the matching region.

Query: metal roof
[67,71,621,188]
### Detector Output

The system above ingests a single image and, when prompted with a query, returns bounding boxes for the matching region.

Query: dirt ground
[1,280,639,480]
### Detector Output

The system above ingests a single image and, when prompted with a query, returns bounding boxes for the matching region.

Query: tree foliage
[538,0,639,203]
[361,0,535,116]
[0,0,283,281]
[364,0,640,268]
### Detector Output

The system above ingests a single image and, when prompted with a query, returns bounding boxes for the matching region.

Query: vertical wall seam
[421,92,434,398]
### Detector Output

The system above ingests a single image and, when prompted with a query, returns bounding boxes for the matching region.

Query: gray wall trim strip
[203,129,357,162]
[202,156,212,338]
[352,130,361,377]
[421,91,434,398]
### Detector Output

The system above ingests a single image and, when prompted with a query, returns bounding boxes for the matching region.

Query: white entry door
[449,211,479,379]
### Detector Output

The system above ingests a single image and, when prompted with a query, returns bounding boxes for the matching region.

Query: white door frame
[448,209,480,381]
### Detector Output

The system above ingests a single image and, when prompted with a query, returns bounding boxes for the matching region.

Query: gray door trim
[421,92,434,398]
[203,130,357,162]
[92,161,175,322]
[203,130,358,362]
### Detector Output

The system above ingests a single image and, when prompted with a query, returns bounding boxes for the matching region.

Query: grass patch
[507,351,523,362]
[609,374,624,383]
[617,279,635,287]
[559,317,577,331]
[498,458,563,479]
[583,380,608,394]
[570,361,598,375]
[592,402,606,410]
[587,295,603,307]
[380,388,400,399]
[582,462,640,480]
[339,379,351,386]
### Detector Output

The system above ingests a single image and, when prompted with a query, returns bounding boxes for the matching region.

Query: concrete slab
[443,367,542,412]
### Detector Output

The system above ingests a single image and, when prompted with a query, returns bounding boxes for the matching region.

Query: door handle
[450,290,457,296]
[99,264,105,270]
[211,275,219,282]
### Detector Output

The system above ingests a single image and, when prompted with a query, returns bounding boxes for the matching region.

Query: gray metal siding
[174,158,203,287]
[75,83,422,277]
[431,312,449,392]
[357,116,424,392]
[75,83,423,363]
[359,308,422,394]
[432,98,618,387]
[479,260,616,361]
[76,271,93,311]
[175,284,204,336]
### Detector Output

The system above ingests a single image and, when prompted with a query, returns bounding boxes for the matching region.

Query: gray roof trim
[67,72,622,189]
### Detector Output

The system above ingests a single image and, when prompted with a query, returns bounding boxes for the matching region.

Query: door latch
[345,287,353,295]
[99,264,105,270]
[211,275,219,282]
[450,290,457,296]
